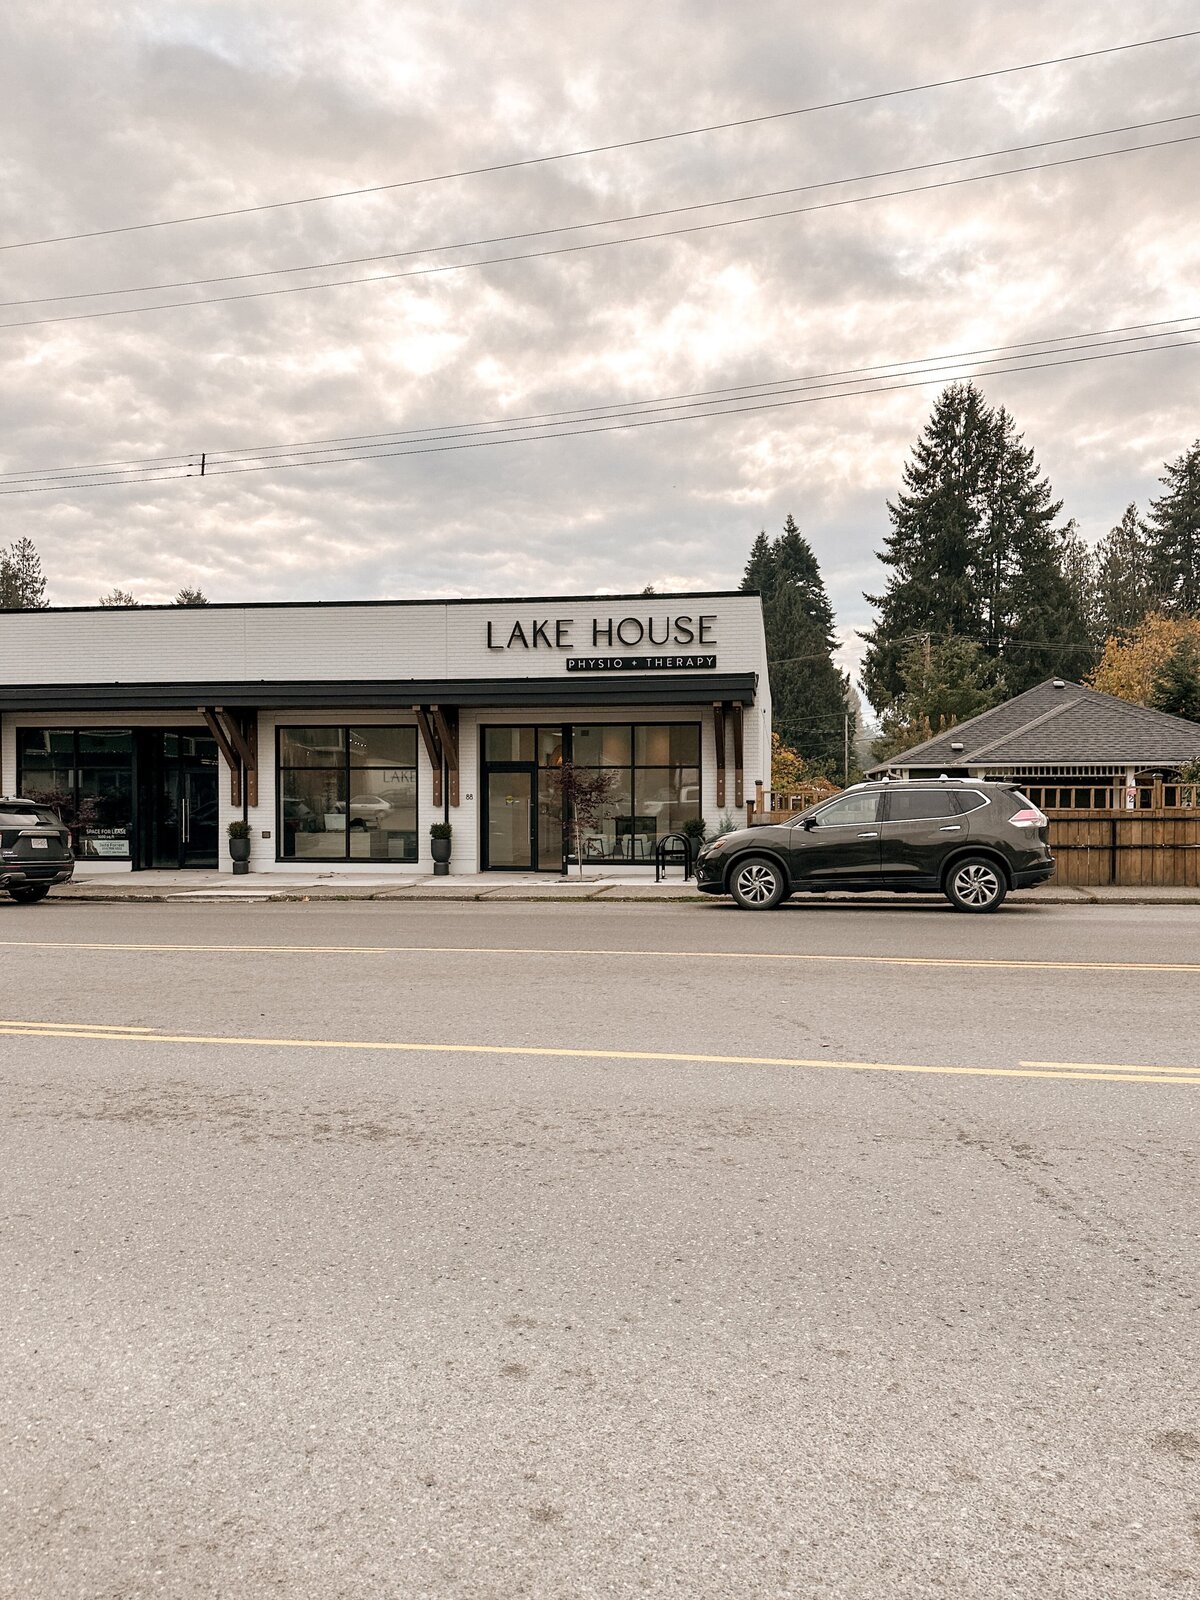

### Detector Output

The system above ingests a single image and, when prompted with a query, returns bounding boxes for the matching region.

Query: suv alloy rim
[954,862,1000,906]
[735,862,777,904]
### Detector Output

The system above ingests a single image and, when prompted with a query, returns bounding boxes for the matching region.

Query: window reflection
[279,725,417,861]
[17,727,135,858]
[481,723,702,865]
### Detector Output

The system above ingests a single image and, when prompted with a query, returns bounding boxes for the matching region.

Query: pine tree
[1095,504,1154,635]
[862,382,993,708]
[1150,636,1200,722]
[862,384,1084,709]
[871,634,1003,763]
[1146,441,1200,615]
[0,537,48,608]
[741,515,851,777]
[173,586,210,606]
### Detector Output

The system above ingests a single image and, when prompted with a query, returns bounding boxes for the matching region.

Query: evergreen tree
[1150,636,1200,722]
[173,586,209,606]
[1095,503,1154,635]
[1146,441,1200,615]
[862,384,1081,710]
[871,634,1003,763]
[1003,523,1097,692]
[862,382,994,708]
[741,515,851,777]
[0,537,48,608]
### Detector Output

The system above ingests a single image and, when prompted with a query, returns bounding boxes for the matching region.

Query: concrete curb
[36,884,1200,908]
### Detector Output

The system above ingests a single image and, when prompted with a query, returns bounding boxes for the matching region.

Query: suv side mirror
[802,816,817,830]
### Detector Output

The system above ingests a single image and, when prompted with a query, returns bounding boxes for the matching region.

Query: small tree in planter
[227,818,252,874]
[430,821,452,875]
[555,762,618,876]
[680,815,707,866]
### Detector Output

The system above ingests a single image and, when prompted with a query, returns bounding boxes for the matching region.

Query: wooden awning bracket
[430,705,460,807]
[731,701,745,809]
[413,706,444,808]
[713,701,727,810]
[200,706,258,807]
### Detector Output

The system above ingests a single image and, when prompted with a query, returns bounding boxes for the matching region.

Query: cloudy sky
[1,1,1197,684]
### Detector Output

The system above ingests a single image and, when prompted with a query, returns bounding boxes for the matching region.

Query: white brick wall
[0,592,770,873]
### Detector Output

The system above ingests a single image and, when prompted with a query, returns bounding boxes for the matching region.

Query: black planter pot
[229,836,251,875]
[430,836,451,876]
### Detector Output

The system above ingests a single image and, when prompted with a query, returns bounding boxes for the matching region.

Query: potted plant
[680,815,707,866]
[430,821,452,875]
[227,818,252,875]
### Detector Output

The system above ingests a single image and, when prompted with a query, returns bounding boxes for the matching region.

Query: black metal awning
[0,672,757,713]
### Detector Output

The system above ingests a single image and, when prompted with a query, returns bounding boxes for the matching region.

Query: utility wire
[1,333,1195,496]
[5,114,1192,310]
[2,319,1195,486]
[3,133,1196,333]
[2,28,1195,252]
[5,312,1195,482]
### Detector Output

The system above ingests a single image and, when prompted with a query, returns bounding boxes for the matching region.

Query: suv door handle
[938,825,962,832]
[857,831,879,838]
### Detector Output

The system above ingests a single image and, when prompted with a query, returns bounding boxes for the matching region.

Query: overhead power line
[0,326,1195,495]
[4,313,1193,485]
[6,114,1193,311]
[3,132,1196,334]
[2,28,1195,253]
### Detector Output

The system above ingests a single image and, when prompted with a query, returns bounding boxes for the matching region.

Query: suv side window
[953,790,989,813]
[884,790,959,822]
[807,793,881,828]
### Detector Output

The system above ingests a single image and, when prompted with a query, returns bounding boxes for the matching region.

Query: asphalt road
[1,898,1198,1599]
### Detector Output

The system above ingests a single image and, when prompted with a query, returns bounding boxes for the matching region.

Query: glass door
[146,731,221,869]
[180,767,219,867]
[485,770,533,869]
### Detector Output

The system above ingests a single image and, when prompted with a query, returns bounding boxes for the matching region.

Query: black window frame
[276,722,419,864]
[16,726,135,859]
[479,721,703,869]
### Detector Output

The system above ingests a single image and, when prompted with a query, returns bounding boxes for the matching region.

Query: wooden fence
[1044,810,1200,887]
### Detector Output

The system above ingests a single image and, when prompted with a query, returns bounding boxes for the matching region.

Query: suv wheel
[729,856,786,911]
[944,857,1007,914]
[9,884,51,904]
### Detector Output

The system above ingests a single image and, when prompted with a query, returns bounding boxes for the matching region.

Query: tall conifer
[741,516,850,777]
[1146,441,1200,615]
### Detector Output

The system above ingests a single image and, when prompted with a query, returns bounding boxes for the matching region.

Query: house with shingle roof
[869,678,1200,797]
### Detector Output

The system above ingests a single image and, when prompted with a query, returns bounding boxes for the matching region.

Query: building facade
[0,592,769,874]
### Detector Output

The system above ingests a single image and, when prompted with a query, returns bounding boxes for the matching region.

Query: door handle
[938,825,963,832]
[857,831,879,838]
[181,796,189,843]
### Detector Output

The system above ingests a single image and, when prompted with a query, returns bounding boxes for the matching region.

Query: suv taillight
[1010,807,1047,828]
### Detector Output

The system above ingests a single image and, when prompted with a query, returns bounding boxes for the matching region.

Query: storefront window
[278,725,417,861]
[17,729,134,858]
[481,723,701,866]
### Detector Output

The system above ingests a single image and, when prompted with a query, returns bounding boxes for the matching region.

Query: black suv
[0,798,75,902]
[695,780,1053,912]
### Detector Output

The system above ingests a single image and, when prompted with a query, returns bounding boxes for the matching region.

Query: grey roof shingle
[868,679,1200,772]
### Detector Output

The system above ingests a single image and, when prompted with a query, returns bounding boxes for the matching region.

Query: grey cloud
[0,0,1197,647]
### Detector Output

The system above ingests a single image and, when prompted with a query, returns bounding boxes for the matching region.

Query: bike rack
[655,831,694,882]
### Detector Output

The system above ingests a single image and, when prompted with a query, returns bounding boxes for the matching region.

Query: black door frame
[135,728,220,870]
[481,761,537,871]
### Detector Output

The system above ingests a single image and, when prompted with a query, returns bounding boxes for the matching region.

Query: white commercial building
[0,592,769,874]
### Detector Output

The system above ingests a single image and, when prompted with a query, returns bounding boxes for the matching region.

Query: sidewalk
[44,870,1200,906]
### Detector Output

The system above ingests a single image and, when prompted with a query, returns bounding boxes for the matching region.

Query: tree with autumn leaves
[1090,613,1200,719]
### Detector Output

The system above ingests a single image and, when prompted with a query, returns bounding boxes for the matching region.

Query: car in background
[694,779,1053,912]
[0,797,75,902]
